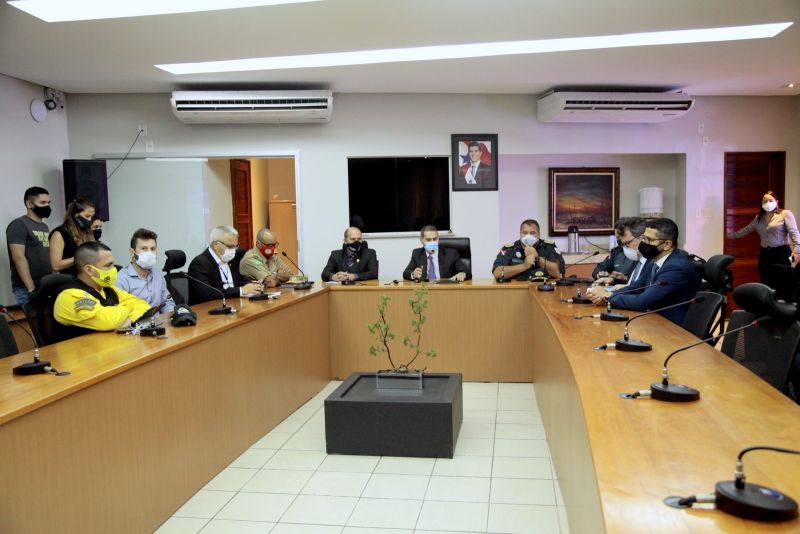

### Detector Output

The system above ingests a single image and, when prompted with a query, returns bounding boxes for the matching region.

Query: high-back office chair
[439,237,471,274]
[163,249,189,305]
[689,254,735,336]
[721,283,800,401]
[22,273,75,346]
[0,316,19,358]
[681,291,725,341]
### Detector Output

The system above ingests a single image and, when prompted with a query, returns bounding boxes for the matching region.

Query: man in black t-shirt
[6,187,53,304]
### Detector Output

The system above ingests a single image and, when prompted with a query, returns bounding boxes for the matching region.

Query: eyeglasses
[618,235,640,247]
[640,235,665,245]
[215,240,239,249]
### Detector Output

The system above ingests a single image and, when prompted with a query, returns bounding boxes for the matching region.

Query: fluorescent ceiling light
[156,22,792,75]
[7,0,320,22]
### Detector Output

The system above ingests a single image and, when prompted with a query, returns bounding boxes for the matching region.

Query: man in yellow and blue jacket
[54,241,150,335]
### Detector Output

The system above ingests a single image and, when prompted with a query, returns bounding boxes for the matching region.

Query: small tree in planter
[368,284,437,373]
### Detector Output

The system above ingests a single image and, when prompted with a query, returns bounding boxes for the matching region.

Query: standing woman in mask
[729,191,800,286]
[49,198,95,276]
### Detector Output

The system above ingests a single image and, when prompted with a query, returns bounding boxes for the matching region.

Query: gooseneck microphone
[665,446,799,522]
[536,256,555,292]
[556,250,599,287]
[1,305,69,376]
[572,280,668,320]
[619,315,767,402]
[281,252,314,290]
[181,272,234,315]
[595,289,700,352]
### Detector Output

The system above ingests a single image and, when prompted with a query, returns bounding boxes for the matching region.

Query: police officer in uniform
[493,219,565,281]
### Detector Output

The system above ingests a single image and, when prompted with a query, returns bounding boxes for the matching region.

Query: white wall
[64,93,799,281]
[0,74,70,304]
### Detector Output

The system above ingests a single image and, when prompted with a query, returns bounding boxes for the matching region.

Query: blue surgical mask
[521,234,538,247]
[423,242,438,253]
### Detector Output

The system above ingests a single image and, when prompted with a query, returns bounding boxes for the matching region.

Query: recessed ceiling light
[6,0,320,22]
[155,22,793,75]
[786,83,797,88]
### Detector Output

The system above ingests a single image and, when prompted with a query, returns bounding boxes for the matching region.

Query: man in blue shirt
[115,228,175,314]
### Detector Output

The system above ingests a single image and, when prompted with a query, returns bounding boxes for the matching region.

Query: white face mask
[221,247,237,263]
[135,251,157,270]
[521,234,538,247]
[762,200,777,212]
[622,245,639,261]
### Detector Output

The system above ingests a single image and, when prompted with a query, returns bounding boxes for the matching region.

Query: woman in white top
[729,190,800,288]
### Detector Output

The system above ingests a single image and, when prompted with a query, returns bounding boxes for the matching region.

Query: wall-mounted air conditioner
[537,91,694,123]
[170,90,333,124]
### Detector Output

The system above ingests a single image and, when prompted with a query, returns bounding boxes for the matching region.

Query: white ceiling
[1,0,799,96]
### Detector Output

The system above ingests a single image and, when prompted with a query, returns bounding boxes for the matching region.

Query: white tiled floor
[155,381,569,534]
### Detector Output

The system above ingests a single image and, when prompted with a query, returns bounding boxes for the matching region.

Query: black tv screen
[348,157,450,233]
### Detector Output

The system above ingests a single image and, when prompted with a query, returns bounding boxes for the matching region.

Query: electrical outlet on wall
[145,140,154,153]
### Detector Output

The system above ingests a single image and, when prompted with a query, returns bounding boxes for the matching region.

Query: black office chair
[22,273,76,346]
[439,236,471,274]
[681,291,725,341]
[0,316,19,358]
[720,283,800,401]
[163,249,189,305]
[688,254,735,336]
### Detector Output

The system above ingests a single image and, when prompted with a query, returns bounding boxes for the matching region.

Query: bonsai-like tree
[368,285,437,372]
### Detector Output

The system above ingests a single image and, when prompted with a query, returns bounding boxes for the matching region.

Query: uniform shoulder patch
[74,294,96,312]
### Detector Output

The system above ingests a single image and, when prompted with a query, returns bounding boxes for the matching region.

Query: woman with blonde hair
[49,198,95,276]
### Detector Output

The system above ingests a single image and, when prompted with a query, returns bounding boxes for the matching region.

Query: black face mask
[31,205,51,219]
[75,216,92,230]
[93,229,103,240]
[347,241,362,253]
[638,241,662,260]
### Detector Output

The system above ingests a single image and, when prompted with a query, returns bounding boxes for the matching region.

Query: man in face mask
[6,186,53,304]
[591,218,701,325]
[403,225,470,282]
[114,228,175,314]
[592,217,640,285]
[321,227,379,282]
[492,219,564,281]
[54,241,150,332]
[187,225,263,305]
[240,228,293,287]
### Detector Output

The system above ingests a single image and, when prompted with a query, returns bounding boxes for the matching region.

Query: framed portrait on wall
[451,134,498,191]
[549,167,620,236]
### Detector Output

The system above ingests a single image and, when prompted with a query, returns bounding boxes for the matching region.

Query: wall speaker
[63,159,110,221]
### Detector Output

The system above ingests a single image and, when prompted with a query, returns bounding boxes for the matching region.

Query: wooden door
[723,152,785,308]
[230,159,253,249]
[269,201,299,271]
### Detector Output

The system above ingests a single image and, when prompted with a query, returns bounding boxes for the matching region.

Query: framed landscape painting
[549,167,619,236]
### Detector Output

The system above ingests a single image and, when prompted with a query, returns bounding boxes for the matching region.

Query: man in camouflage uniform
[493,219,565,281]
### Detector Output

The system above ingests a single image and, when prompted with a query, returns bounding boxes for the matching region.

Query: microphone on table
[135,301,167,337]
[559,252,600,302]
[618,315,767,402]
[664,446,799,522]
[1,305,69,376]
[281,252,313,290]
[556,250,599,287]
[595,288,699,352]
[181,272,234,315]
[572,280,668,321]
[536,256,555,292]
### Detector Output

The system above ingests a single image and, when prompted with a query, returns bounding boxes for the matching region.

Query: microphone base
[139,326,166,337]
[293,282,314,290]
[601,311,628,321]
[249,293,271,301]
[571,295,593,304]
[13,360,51,375]
[340,280,355,286]
[537,282,555,292]
[615,338,652,351]
[555,279,574,286]
[650,382,700,402]
[496,277,511,284]
[209,305,234,315]
[715,480,798,522]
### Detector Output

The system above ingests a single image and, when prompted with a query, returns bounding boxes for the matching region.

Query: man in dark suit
[187,225,263,305]
[590,218,700,324]
[459,142,494,188]
[321,227,379,282]
[403,225,471,282]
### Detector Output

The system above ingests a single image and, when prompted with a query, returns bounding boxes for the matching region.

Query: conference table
[0,280,798,533]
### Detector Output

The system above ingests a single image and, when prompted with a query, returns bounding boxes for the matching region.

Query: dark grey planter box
[324,372,463,458]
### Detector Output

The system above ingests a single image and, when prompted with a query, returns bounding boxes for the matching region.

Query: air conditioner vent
[537,91,694,123]
[171,91,333,124]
